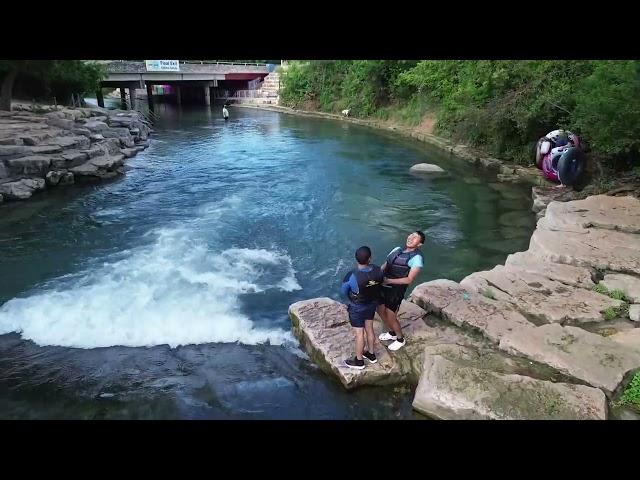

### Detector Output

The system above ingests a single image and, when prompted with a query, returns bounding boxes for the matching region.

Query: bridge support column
[128,83,138,110]
[204,85,211,106]
[146,83,154,112]
[120,88,127,109]
[96,89,104,108]
[175,85,182,106]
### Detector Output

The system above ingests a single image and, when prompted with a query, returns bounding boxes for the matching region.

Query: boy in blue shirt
[340,246,384,370]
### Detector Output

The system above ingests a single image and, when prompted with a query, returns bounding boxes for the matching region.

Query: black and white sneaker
[344,356,365,370]
[362,350,378,363]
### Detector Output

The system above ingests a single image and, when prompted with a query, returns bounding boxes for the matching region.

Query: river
[0,104,536,419]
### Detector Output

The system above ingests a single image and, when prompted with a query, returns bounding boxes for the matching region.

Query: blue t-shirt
[386,247,424,269]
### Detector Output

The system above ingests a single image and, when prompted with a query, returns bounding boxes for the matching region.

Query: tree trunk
[0,68,18,111]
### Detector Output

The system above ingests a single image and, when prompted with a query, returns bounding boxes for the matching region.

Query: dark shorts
[381,285,407,313]
[347,303,377,328]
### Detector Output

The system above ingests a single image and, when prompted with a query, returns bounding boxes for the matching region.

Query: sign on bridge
[145,60,180,72]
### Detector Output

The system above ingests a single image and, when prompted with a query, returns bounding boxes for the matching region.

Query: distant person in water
[222,104,229,121]
[377,231,425,351]
[340,246,384,370]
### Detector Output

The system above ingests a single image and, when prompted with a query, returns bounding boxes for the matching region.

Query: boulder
[45,170,63,186]
[58,171,74,185]
[120,148,138,158]
[0,178,46,200]
[289,297,403,389]
[5,155,51,175]
[630,305,640,322]
[84,120,109,132]
[409,163,445,173]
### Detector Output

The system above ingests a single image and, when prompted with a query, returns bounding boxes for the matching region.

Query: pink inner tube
[541,153,559,182]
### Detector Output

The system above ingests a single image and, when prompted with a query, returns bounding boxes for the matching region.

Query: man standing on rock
[377,231,425,351]
[341,246,384,370]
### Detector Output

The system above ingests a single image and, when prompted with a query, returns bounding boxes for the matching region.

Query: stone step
[410,279,640,395]
[499,323,640,395]
[460,264,622,325]
[409,280,535,343]
[413,344,607,420]
[504,251,595,289]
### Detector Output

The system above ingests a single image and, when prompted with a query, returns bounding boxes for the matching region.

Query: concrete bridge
[99,61,272,109]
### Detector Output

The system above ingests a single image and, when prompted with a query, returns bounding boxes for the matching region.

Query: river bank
[0,104,152,203]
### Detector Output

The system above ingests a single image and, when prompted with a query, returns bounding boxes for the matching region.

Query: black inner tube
[557,147,585,186]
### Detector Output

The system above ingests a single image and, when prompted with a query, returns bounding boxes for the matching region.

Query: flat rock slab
[601,274,640,303]
[412,345,607,420]
[504,251,595,289]
[0,178,45,200]
[461,264,622,325]
[543,195,640,234]
[5,155,51,175]
[609,328,640,349]
[530,225,640,276]
[27,145,62,154]
[499,323,640,395]
[409,280,534,343]
[289,298,402,389]
[410,163,445,173]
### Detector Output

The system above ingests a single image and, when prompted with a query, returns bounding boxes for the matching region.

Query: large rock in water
[412,344,607,420]
[0,178,46,200]
[409,163,445,173]
[289,298,403,389]
[461,264,622,325]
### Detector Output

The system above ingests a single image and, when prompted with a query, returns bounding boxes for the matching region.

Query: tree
[0,60,104,111]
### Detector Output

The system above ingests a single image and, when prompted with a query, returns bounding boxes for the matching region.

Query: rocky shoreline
[290,193,640,419]
[0,104,152,203]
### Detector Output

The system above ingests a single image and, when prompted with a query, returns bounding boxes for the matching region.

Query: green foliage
[616,371,640,410]
[609,289,628,301]
[280,60,640,169]
[0,60,105,105]
[593,283,629,302]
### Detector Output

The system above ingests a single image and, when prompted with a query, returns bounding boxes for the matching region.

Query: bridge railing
[111,60,270,67]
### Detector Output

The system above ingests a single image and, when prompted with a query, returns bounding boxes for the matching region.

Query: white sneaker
[388,338,406,351]
[378,331,397,341]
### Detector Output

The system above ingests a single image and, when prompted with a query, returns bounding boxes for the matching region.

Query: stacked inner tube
[534,130,584,186]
